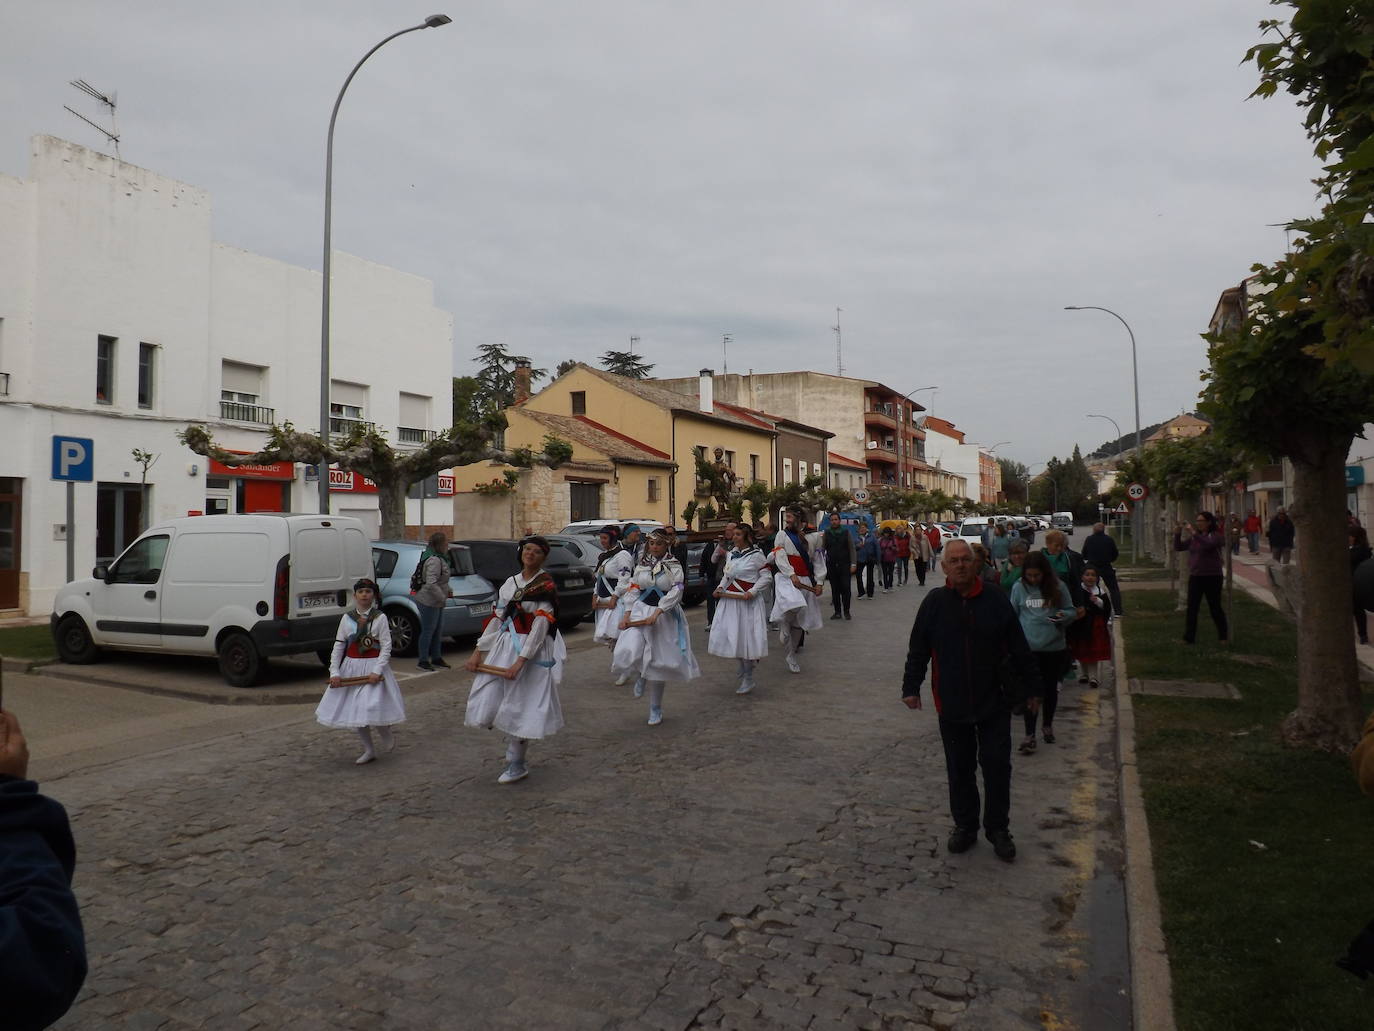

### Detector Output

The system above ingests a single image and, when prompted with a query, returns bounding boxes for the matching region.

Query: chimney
[698,368,714,414]
[513,359,532,404]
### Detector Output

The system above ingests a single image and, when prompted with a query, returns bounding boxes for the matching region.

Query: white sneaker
[355,751,376,765]
[633,677,645,698]
[786,656,801,674]
[736,678,753,695]
[647,706,663,726]
[614,673,630,686]
[497,761,528,784]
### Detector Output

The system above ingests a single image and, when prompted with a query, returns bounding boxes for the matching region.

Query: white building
[918,416,978,502]
[0,136,454,616]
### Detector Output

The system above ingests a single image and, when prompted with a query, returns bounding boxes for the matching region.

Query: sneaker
[497,761,528,784]
[647,706,663,726]
[947,827,978,854]
[987,830,1017,862]
[844,613,852,620]
[831,613,843,620]
[1042,726,1056,744]
[736,678,753,695]
[1018,736,1037,755]
[614,673,630,686]
[432,658,451,669]
[417,662,435,672]
[355,751,376,765]
[882,587,890,594]
[633,677,645,698]
[786,656,801,674]
[1088,679,1099,689]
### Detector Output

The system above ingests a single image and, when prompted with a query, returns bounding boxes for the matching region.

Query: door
[92,533,169,647]
[0,478,21,609]
[569,482,600,523]
[96,483,146,564]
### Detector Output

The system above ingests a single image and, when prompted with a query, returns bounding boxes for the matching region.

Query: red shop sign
[208,453,295,481]
[437,474,454,496]
[328,467,378,493]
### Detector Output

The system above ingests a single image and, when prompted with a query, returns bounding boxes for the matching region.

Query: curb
[1113,612,1177,1031]
[2,656,57,674]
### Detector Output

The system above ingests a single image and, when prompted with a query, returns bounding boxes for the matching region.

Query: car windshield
[448,547,475,575]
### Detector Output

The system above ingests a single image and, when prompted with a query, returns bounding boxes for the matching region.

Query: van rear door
[290,523,350,618]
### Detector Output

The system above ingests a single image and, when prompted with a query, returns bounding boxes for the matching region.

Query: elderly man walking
[902,539,1039,861]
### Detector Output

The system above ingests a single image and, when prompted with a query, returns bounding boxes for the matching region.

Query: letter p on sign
[52,436,95,482]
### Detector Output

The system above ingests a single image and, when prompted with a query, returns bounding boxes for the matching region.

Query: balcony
[330,416,376,437]
[397,426,438,445]
[864,404,896,428]
[220,400,275,424]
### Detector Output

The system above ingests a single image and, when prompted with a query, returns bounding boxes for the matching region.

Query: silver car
[370,541,497,656]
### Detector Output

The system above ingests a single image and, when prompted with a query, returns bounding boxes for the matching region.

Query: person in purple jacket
[1174,511,1229,645]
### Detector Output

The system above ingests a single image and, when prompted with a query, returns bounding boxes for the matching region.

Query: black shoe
[844,612,852,620]
[947,827,979,854]
[432,658,451,669]
[831,613,843,620]
[417,662,435,671]
[987,830,1016,862]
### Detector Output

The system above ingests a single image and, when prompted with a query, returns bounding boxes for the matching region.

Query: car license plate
[468,603,492,616]
[298,591,338,610]
[562,578,585,588]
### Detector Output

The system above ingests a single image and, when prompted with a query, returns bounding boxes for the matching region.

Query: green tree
[1198,0,1374,750]
[998,457,1029,508]
[473,343,546,408]
[554,359,579,378]
[599,348,655,379]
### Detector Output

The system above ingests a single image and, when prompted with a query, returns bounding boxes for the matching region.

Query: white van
[957,517,991,549]
[1052,512,1075,534]
[51,514,373,687]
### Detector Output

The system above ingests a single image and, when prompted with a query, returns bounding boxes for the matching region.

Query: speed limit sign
[853,488,870,503]
[1127,482,1148,501]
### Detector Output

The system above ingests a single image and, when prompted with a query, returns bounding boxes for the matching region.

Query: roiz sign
[328,468,378,493]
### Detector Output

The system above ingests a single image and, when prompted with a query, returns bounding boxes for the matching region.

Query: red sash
[345,641,380,659]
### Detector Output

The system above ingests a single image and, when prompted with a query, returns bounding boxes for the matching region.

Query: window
[372,548,399,579]
[724,450,735,469]
[398,392,433,443]
[812,462,822,478]
[138,342,156,409]
[647,477,660,502]
[783,458,793,484]
[571,391,586,415]
[108,534,169,584]
[96,335,115,403]
[330,380,369,434]
[750,454,760,482]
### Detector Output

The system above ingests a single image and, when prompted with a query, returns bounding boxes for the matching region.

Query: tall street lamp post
[318,14,453,514]
[1066,305,1141,561]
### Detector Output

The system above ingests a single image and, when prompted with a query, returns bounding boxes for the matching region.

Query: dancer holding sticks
[316,578,406,765]
[464,536,566,783]
[770,506,826,674]
[707,523,774,694]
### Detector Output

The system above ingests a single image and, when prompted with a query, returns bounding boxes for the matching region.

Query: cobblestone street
[48,581,1128,1030]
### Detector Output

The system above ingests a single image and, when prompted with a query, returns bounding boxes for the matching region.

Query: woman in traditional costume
[770,506,826,674]
[707,524,774,694]
[611,528,700,725]
[592,524,636,688]
[317,578,406,765]
[464,536,566,783]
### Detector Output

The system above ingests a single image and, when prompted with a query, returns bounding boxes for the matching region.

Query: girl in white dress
[770,507,827,674]
[707,524,774,694]
[316,579,407,765]
[464,537,567,783]
[611,529,701,725]
[591,524,635,648]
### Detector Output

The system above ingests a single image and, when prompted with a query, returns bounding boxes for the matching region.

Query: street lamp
[1067,305,1141,560]
[317,14,453,514]
[1086,413,1123,458]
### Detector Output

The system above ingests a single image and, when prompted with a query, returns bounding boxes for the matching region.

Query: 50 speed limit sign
[1127,482,1148,501]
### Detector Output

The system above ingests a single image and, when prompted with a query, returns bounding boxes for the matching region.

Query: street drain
[1128,678,1240,700]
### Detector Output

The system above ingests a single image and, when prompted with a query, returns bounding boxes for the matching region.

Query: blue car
[370,540,497,656]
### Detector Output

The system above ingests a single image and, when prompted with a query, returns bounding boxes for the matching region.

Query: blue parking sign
[52,436,94,482]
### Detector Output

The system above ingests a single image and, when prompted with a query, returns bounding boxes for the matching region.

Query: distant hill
[1086,412,1207,460]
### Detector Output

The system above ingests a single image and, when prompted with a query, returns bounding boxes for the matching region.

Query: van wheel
[218,632,264,687]
[55,615,101,664]
[387,608,419,657]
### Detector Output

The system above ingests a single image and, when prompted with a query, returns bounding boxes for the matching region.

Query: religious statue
[708,446,737,510]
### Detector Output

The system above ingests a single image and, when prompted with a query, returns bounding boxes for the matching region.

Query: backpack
[410,553,431,593]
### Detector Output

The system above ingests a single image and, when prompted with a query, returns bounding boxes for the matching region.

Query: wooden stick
[330,674,376,687]
[474,662,512,676]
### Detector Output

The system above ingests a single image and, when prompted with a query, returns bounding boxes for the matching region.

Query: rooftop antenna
[629,334,640,351]
[722,333,732,375]
[64,79,121,159]
[832,307,843,375]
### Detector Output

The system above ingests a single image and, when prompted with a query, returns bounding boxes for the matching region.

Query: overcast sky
[2,1,1320,465]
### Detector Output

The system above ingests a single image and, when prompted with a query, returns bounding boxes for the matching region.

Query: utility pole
[722,333,732,374]
[833,307,843,376]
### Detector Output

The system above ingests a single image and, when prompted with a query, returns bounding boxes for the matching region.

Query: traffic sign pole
[66,481,75,583]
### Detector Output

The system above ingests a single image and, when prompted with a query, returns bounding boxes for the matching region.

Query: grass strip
[1123,587,1374,1030]
[0,624,57,661]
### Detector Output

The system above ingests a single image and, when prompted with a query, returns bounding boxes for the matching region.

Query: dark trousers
[1024,650,1066,736]
[830,571,852,616]
[914,558,928,585]
[1097,565,1122,615]
[1184,575,1229,643]
[855,561,875,597]
[880,561,895,589]
[939,712,1012,833]
[705,576,721,623]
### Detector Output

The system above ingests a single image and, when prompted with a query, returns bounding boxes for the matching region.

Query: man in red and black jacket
[902,539,1039,862]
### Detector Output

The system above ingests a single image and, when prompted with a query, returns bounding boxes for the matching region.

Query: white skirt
[592,598,623,644]
[465,628,566,740]
[771,575,824,632]
[315,655,407,729]
[707,594,770,660]
[610,601,701,682]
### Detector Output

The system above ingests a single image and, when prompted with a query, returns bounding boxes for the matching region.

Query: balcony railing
[330,417,375,437]
[397,426,438,444]
[220,400,275,424]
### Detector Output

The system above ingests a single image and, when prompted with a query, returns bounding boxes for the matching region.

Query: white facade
[0,136,453,615]
[919,422,979,502]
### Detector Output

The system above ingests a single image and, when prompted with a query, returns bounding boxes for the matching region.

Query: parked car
[957,517,992,550]
[456,538,596,630]
[683,538,709,606]
[369,540,497,656]
[1052,511,1075,534]
[559,518,665,538]
[51,514,373,687]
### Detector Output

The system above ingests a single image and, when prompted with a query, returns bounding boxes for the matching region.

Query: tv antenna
[722,333,732,374]
[832,306,843,376]
[64,79,121,159]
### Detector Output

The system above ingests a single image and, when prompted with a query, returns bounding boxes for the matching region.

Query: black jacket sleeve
[0,776,87,1031]
[902,591,938,699]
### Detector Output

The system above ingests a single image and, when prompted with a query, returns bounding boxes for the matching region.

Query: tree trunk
[377,479,408,540]
[1281,436,1363,751]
